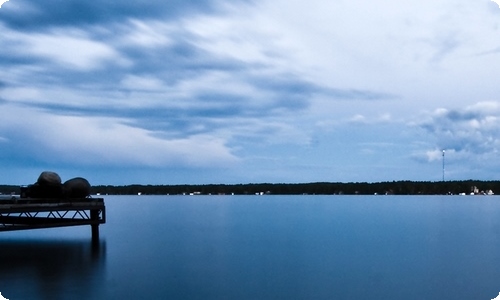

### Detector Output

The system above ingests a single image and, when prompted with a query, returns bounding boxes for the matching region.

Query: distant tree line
[0,185,22,195]
[85,180,500,195]
[1,180,498,196]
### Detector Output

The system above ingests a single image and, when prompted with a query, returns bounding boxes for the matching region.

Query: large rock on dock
[22,171,92,199]
[27,171,64,198]
[63,177,91,198]
[37,171,62,186]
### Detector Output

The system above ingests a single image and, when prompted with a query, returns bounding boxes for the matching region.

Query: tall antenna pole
[442,150,445,182]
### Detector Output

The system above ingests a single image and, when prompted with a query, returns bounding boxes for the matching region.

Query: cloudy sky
[0,0,499,185]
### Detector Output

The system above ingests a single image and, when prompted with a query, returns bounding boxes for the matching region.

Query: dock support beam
[90,209,100,243]
[91,224,99,242]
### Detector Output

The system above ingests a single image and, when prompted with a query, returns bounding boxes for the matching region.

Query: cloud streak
[0,103,238,167]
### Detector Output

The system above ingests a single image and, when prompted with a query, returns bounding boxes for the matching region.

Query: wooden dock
[0,197,105,242]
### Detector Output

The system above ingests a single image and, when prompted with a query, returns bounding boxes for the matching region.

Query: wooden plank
[0,205,104,214]
[0,215,102,225]
[0,220,99,231]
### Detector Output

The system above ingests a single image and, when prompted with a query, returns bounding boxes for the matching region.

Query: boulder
[63,177,91,198]
[37,171,62,186]
[25,171,64,198]
[26,183,63,198]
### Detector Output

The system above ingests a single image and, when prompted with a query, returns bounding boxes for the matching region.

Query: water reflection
[0,238,106,300]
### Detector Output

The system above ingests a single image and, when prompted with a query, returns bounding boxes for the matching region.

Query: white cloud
[120,75,165,91]
[0,104,238,167]
[350,114,366,123]
[28,32,129,70]
[119,19,174,48]
[417,101,500,167]
[0,26,129,71]
[425,149,446,162]
[182,0,500,110]
[347,113,393,125]
[185,3,280,62]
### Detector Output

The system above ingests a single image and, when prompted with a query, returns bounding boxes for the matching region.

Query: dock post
[90,209,100,243]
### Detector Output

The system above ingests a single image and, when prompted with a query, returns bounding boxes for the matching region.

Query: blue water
[1,195,500,299]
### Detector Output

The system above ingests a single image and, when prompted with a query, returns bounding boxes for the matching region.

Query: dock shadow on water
[0,238,106,300]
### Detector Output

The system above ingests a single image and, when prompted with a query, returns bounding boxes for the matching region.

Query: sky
[0,0,500,185]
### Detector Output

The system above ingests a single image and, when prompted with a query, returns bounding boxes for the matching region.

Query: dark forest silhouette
[2,180,499,196]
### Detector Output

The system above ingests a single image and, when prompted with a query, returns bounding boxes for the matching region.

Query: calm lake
[1,195,500,299]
